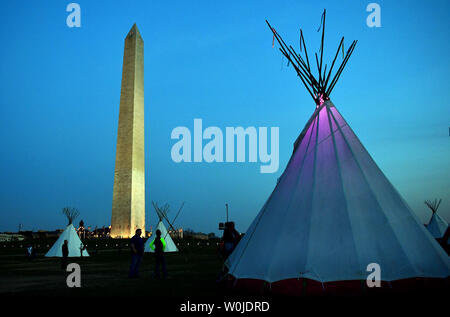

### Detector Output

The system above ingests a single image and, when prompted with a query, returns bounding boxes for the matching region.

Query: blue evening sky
[0,0,449,234]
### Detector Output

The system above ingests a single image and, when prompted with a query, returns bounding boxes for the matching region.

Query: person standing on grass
[129,228,144,278]
[221,222,240,259]
[150,229,167,279]
[61,240,69,269]
[26,245,33,260]
[31,244,37,260]
[80,243,85,257]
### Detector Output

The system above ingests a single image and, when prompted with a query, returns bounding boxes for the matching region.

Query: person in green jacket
[150,229,167,279]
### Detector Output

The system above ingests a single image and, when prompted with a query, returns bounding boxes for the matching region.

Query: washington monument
[111,24,145,238]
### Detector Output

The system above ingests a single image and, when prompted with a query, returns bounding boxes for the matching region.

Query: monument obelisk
[111,24,145,238]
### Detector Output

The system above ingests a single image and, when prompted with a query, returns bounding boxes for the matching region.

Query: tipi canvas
[225,11,449,292]
[427,213,449,239]
[45,224,89,257]
[144,221,178,253]
[226,100,450,284]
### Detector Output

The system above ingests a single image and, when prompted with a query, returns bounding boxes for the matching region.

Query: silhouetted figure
[61,240,69,269]
[26,245,33,260]
[221,222,240,259]
[31,244,37,260]
[216,223,240,283]
[129,228,144,278]
[150,229,167,279]
[80,243,86,257]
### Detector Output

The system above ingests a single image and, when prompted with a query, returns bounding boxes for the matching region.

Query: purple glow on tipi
[226,12,450,292]
[226,100,450,285]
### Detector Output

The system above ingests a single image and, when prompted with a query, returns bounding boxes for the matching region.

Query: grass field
[0,241,225,297]
[1,239,448,307]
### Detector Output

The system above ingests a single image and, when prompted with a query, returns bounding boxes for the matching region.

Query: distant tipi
[144,221,178,253]
[45,224,89,257]
[225,10,450,294]
[144,202,179,253]
[425,199,448,239]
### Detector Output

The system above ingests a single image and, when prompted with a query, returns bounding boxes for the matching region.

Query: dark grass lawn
[1,242,448,307]
[0,244,225,297]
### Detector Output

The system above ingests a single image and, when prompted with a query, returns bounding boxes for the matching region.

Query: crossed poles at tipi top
[151,201,184,241]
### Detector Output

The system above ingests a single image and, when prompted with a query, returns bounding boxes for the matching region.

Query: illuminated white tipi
[144,221,178,253]
[45,224,89,257]
[144,202,179,253]
[225,11,450,293]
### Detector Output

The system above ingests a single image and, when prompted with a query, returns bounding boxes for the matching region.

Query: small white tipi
[45,224,89,257]
[424,199,448,239]
[144,221,178,253]
[427,213,449,239]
